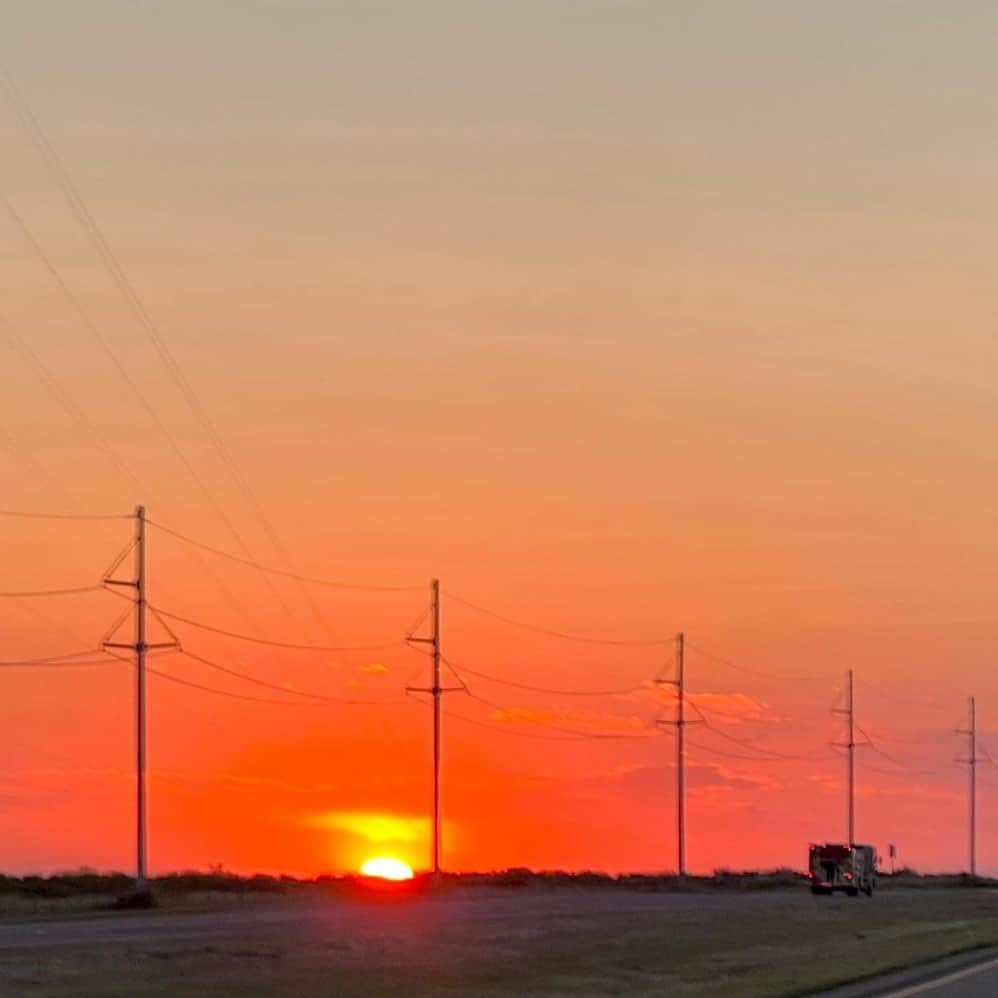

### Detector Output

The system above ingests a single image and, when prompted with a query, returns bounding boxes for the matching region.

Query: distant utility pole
[103,505,177,891]
[406,579,457,878]
[656,633,686,876]
[832,670,855,845]
[958,696,977,877]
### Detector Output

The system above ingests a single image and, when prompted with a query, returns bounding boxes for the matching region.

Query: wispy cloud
[647,685,776,725]
[491,707,653,737]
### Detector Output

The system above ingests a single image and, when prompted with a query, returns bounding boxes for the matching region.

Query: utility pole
[656,633,686,876]
[431,578,441,876]
[847,669,854,846]
[832,670,855,845]
[958,696,977,877]
[103,505,177,892]
[406,579,456,878]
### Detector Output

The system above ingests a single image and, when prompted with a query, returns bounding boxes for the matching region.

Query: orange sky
[3,1,998,877]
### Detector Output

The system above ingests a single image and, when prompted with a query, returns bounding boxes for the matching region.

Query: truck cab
[808,843,876,896]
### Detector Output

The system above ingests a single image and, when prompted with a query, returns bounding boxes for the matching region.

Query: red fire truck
[808,843,876,896]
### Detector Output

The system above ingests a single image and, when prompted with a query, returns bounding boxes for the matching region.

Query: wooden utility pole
[959,696,977,876]
[103,505,177,891]
[656,633,686,876]
[406,579,448,876]
[832,670,855,845]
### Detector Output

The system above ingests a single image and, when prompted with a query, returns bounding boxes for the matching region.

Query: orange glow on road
[360,857,415,881]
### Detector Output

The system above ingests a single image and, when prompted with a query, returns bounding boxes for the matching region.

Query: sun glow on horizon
[360,857,415,881]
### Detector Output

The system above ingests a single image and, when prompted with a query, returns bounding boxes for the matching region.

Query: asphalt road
[1,889,996,997]
[818,950,998,998]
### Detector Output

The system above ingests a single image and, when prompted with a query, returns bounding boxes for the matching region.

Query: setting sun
[359,857,415,881]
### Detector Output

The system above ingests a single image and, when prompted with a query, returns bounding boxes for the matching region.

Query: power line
[681,695,773,724]
[3,322,289,661]
[0,67,360,653]
[691,704,834,762]
[441,656,647,697]
[685,640,836,682]
[147,520,420,593]
[2,201,313,637]
[6,184,330,664]
[0,656,118,668]
[443,590,674,646]
[145,664,336,707]
[0,649,105,666]
[443,706,627,743]
[855,724,945,776]
[686,739,777,762]
[150,606,401,653]
[0,509,129,522]
[0,584,105,598]
[178,649,383,705]
[100,647,340,708]
[406,691,636,744]
[450,675,653,742]
[1,326,146,493]
[854,674,943,710]
[0,423,78,512]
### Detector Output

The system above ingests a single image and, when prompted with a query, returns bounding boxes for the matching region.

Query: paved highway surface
[819,950,998,998]
[1,889,995,997]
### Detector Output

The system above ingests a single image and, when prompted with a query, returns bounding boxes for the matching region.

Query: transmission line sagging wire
[0,584,104,598]
[2,326,146,493]
[685,640,836,682]
[147,521,421,593]
[178,649,384,705]
[854,674,942,710]
[149,606,402,653]
[99,648,342,707]
[4,320,282,662]
[0,649,106,666]
[443,591,673,646]
[8,177,327,662]
[443,664,654,741]
[405,689,635,743]
[441,656,648,697]
[0,509,130,522]
[0,422,78,511]
[147,666,332,706]
[444,706,628,743]
[3,201,312,637]
[686,738,822,763]
[854,724,944,776]
[1,66,369,651]
[0,654,119,668]
[686,700,834,762]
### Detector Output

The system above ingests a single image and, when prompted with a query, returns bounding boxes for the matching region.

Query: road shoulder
[808,946,998,998]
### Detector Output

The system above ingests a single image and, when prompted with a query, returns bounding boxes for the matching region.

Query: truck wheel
[846,887,859,897]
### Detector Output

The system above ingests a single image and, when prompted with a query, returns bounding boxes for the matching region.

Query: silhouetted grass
[0,865,991,905]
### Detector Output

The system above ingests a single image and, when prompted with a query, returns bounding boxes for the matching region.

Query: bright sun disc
[360,857,414,881]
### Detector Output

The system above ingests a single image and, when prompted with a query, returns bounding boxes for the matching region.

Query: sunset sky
[4,1,998,878]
